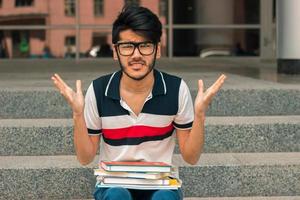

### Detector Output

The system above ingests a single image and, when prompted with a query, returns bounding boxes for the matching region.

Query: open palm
[51,74,84,116]
[194,74,226,117]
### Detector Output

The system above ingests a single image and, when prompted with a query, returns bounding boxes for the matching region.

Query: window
[65,0,76,16]
[159,0,167,16]
[65,36,76,46]
[15,0,33,7]
[64,36,76,58]
[124,0,140,6]
[94,0,104,16]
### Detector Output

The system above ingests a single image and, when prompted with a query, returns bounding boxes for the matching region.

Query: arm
[176,116,204,165]
[51,74,99,165]
[73,113,100,165]
[177,75,226,165]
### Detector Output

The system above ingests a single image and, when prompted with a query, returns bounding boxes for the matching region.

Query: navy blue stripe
[105,71,122,100]
[152,69,166,96]
[92,70,182,117]
[141,72,181,115]
[102,129,174,146]
[93,75,109,116]
[173,121,193,129]
[88,128,102,134]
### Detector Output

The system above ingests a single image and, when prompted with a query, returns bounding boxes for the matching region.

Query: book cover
[100,161,172,173]
[96,182,180,190]
[96,176,182,190]
[94,168,170,179]
[102,177,171,185]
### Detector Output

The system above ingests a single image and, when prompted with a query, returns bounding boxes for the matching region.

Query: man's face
[113,29,161,81]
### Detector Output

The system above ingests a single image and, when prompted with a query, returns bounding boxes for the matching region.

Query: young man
[52,5,226,200]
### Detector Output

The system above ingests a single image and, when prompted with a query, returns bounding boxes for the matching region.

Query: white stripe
[99,135,176,165]
[173,80,194,126]
[101,113,175,129]
[84,83,102,131]
[138,113,174,127]
[159,71,167,94]
[88,133,101,136]
[105,72,117,97]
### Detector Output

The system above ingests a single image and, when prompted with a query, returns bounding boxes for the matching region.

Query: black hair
[112,5,162,44]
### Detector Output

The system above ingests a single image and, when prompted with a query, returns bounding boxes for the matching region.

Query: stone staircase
[0,63,300,199]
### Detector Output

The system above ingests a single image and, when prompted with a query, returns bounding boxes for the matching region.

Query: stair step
[1,86,299,118]
[175,153,300,198]
[1,153,299,199]
[185,197,300,200]
[72,197,300,200]
[1,116,299,156]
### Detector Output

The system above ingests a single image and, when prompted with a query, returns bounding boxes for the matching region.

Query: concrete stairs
[0,64,300,199]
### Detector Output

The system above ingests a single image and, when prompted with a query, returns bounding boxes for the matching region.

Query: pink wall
[0,0,167,58]
[3,31,12,58]
[0,0,48,16]
[29,30,45,55]
[49,1,75,25]
[48,29,75,58]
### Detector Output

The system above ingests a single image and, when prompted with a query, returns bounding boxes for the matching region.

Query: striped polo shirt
[84,69,194,165]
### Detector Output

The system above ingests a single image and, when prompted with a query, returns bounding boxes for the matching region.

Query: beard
[117,49,157,81]
[120,58,155,81]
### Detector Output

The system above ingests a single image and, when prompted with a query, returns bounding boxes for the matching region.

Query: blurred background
[0,0,276,60]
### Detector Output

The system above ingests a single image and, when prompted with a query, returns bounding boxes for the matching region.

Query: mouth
[129,62,145,69]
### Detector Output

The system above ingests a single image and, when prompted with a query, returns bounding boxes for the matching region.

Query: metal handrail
[0,24,260,30]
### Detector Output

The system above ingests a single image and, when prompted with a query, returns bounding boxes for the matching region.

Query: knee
[151,190,180,200]
[97,187,132,200]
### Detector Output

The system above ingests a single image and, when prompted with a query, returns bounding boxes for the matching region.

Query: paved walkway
[0,58,299,90]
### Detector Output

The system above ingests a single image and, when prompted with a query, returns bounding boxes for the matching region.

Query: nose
[131,46,142,57]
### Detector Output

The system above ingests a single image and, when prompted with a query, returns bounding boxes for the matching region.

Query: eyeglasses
[115,41,156,56]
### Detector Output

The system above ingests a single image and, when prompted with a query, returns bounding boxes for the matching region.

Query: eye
[140,43,153,48]
[120,43,134,49]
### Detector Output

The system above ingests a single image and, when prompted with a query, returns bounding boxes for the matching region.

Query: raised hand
[51,74,84,116]
[194,74,226,117]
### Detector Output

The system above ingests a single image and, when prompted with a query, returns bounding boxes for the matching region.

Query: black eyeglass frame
[114,41,157,56]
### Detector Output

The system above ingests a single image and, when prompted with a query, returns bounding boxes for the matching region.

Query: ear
[156,43,161,59]
[112,45,118,60]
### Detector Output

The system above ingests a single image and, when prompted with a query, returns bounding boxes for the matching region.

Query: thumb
[198,79,204,95]
[76,80,82,94]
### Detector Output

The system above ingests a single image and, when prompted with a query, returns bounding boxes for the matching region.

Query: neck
[121,70,154,93]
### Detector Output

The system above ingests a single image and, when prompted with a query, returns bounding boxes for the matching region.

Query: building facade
[0,0,276,60]
[0,0,166,58]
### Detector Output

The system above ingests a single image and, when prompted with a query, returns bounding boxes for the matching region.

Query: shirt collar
[105,69,167,100]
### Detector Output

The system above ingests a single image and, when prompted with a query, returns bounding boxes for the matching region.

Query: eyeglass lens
[117,42,155,56]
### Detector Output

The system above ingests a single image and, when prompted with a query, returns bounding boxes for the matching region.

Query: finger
[204,74,226,103]
[53,73,69,89]
[198,79,204,96]
[214,74,226,86]
[51,77,71,100]
[51,75,63,91]
[51,74,72,94]
[76,80,82,95]
[216,74,226,89]
[209,74,227,93]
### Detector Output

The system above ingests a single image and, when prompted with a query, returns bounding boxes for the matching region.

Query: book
[100,161,172,173]
[96,177,182,190]
[94,168,170,179]
[96,182,181,190]
[101,177,171,185]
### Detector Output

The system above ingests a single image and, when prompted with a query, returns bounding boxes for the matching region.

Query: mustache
[129,60,146,65]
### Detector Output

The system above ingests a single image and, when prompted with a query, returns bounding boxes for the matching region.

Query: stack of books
[94,161,181,190]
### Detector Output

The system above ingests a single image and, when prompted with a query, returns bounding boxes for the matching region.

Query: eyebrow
[117,41,152,44]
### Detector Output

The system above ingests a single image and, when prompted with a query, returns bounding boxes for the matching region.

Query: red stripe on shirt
[102,124,174,139]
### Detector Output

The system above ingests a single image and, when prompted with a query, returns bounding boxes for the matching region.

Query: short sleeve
[84,83,102,135]
[173,80,194,130]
